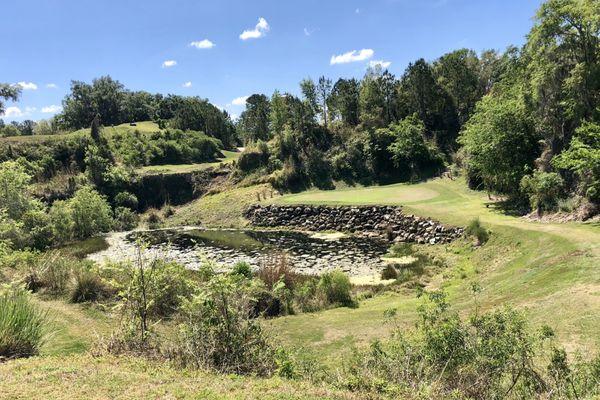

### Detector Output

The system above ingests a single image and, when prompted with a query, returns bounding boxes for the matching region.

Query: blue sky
[1,0,543,122]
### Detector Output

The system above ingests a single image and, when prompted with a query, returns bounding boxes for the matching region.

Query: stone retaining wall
[245,205,463,244]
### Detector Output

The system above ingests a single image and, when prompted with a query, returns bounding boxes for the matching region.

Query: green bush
[39,253,72,295]
[0,286,47,359]
[318,270,354,307]
[294,278,325,313]
[176,274,275,375]
[465,217,489,245]
[146,209,162,229]
[520,171,564,215]
[114,207,139,231]
[69,187,114,239]
[70,267,109,303]
[231,261,253,279]
[114,192,139,210]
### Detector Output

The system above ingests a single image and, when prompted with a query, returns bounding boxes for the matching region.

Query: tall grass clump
[0,286,47,359]
[318,270,354,307]
[465,217,489,245]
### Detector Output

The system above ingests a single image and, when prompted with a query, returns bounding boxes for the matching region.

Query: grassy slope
[0,354,356,400]
[270,178,600,359]
[0,121,161,144]
[138,149,241,175]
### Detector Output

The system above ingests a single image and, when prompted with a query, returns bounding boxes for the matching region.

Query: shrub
[257,254,298,290]
[146,209,162,229]
[70,267,109,303]
[294,278,325,313]
[0,286,47,359]
[114,207,139,231]
[49,200,74,243]
[39,253,72,294]
[231,261,253,279]
[520,171,564,215]
[388,242,414,257]
[176,274,276,375]
[381,265,398,280]
[69,186,114,239]
[465,217,489,245]
[318,270,354,307]
[114,191,139,210]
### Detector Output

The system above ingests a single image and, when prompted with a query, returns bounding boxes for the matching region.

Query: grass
[0,121,161,144]
[0,354,357,399]
[268,177,600,361]
[138,150,241,175]
[167,183,278,228]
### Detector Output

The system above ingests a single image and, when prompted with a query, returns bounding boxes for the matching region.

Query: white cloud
[230,113,239,120]
[230,95,249,106]
[330,49,374,65]
[41,105,62,113]
[190,39,215,49]
[355,8,360,14]
[182,81,192,88]
[46,83,58,89]
[17,81,38,90]
[369,60,392,69]
[3,106,24,117]
[162,60,177,68]
[240,17,269,40]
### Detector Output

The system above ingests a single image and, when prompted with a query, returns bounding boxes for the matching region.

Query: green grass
[269,177,600,361]
[138,150,241,175]
[0,354,357,399]
[167,183,277,228]
[0,121,161,144]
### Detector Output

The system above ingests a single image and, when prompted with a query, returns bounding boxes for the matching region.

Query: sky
[1,0,544,122]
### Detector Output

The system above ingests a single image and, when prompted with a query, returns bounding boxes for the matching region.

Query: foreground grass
[0,354,356,400]
[270,177,600,360]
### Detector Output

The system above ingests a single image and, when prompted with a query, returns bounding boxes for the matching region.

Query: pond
[87,227,392,277]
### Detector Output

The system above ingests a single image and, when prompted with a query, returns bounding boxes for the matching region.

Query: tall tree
[238,94,271,144]
[300,78,319,123]
[317,76,333,127]
[330,78,360,126]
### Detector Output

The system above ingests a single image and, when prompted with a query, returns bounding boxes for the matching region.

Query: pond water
[88,227,391,277]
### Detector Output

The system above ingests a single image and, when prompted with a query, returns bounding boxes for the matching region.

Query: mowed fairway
[270,178,600,361]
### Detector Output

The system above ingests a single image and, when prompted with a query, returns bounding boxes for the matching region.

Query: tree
[0,83,21,116]
[398,59,459,150]
[525,0,600,162]
[300,78,319,123]
[459,95,538,195]
[238,94,271,144]
[329,78,360,126]
[68,186,113,239]
[317,76,332,127]
[433,49,483,126]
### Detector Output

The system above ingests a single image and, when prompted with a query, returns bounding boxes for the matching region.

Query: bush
[318,270,354,307]
[176,274,276,375]
[146,209,162,229]
[294,278,325,313]
[69,186,114,239]
[70,267,109,303]
[465,217,489,245]
[114,207,139,231]
[231,261,253,279]
[520,171,564,215]
[0,286,47,359]
[381,265,398,280]
[39,253,72,294]
[114,192,139,210]
[257,254,298,291]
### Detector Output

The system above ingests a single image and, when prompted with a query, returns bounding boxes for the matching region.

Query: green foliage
[69,187,113,239]
[520,171,565,214]
[0,285,46,359]
[553,121,600,202]
[114,207,139,231]
[465,217,490,245]
[70,266,109,303]
[459,95,538,194]
[0,83,21,116]
[317,270,354,307]
[114,192,138,210]
[231,261,253,279]
[237,141,269,173]
[176,274,275,375]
